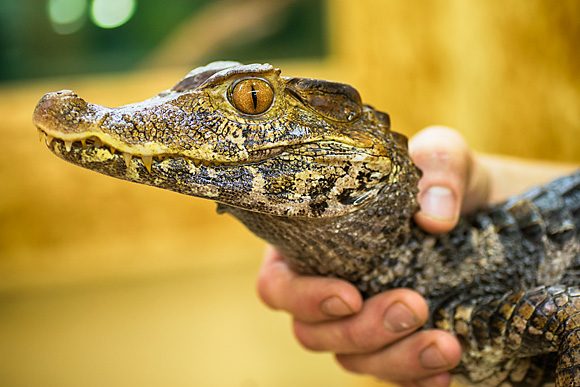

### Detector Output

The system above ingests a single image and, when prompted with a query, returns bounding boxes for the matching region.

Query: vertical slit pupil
[251,84,258,109]
[230,78,273,115]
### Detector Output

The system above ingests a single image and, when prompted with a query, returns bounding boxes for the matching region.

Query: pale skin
[256,126,579,387]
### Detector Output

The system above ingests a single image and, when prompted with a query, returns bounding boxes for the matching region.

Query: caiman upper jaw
[33,90,90,136]
[33,89,282,172]
[34,90,165,172]
[33,90,119,152]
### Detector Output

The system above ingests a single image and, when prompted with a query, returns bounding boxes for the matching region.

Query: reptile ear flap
[286,78,363,122]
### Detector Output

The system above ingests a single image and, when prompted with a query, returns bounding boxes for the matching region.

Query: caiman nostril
[55,90,77,97]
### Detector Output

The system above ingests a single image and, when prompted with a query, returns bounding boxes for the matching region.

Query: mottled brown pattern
[33,62,580,386]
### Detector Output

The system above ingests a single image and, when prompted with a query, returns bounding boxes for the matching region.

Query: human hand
[256,126,491,387]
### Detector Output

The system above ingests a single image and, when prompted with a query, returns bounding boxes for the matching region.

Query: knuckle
[256,261,295,311]
[255,273,279,309]
[341,320,376,351]
[257,272,294,313]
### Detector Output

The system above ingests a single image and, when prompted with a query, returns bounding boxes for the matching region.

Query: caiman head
[33,62,419,219]
[33,61,422,280]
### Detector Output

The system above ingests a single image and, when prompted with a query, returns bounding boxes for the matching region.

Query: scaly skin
[33,62,580,386]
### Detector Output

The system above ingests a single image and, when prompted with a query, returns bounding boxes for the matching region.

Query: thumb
[409,126,490,234]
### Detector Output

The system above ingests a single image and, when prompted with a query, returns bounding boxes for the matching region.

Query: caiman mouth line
[37,128,285,171]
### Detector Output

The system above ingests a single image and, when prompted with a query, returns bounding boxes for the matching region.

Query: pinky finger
[400,372,453,387]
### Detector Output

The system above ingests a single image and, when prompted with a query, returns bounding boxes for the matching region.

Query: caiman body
[33,62,580,386]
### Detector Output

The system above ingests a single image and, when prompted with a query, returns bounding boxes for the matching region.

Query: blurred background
[1,1,579,386]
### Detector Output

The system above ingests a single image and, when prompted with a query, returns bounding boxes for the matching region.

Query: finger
[293,289,428,354]
[461,151,492,214]
[409,126,470,233]
[409,126,490,234]
[335,329,461,385]
[256,245,363,323]
[403,373,454,387]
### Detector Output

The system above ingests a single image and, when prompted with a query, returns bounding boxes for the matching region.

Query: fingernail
[382,302,420,333]
[420,186,457,221]
[320,296,354,317]
[419,344,451,369]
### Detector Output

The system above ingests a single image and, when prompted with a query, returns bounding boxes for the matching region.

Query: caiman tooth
[65,140,73,152]
[38,129,46,142]
[109,146,116,155]
[141,155,153,173]
[86,136,103,148]
[46,135,54,146]
[193,159,201,167]
[123,152,132,167]
[80,139,87,148]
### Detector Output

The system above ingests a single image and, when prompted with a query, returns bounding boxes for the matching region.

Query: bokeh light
[90,0,136,29]
[5,0,324,81]
[47,0,136,33]
[47,0,88,34]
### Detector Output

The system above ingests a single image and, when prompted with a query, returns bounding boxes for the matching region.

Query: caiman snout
[33,90,91,135]
[37,90,79,104]
[34,90,80,117]
[49,89,78,98]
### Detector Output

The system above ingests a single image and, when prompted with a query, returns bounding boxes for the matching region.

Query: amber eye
[230,78,274,115]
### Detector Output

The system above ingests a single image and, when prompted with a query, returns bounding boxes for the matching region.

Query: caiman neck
[218,155,422,295]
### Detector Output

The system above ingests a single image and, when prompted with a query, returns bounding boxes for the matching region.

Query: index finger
[256,245,363,323]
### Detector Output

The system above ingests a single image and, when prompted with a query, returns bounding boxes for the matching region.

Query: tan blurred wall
[327,0,580,162]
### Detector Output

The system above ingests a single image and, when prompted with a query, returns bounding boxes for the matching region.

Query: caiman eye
[230,78,274,115]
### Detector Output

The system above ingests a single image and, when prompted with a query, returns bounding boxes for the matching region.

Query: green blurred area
[0,0,326,82]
